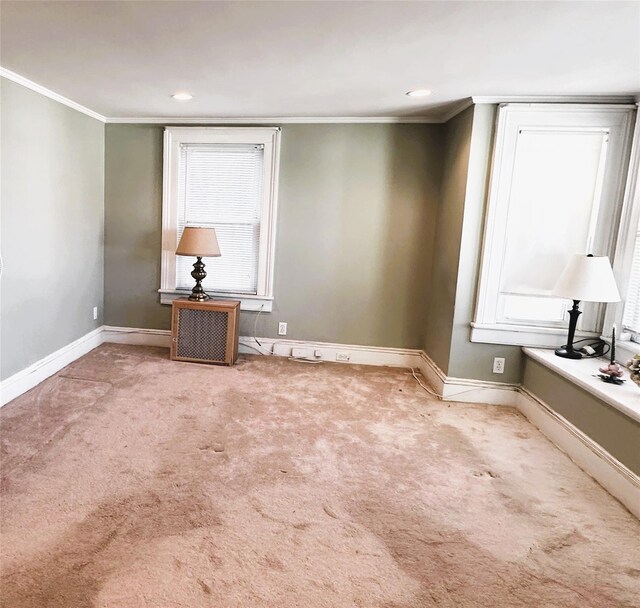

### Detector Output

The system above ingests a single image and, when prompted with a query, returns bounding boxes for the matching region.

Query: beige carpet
[1,344,638,607]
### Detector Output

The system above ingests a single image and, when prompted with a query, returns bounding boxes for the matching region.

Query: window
[604,120,640,359]
[160,127,280,311]
[472,104,634,347]
[622,221,640,338]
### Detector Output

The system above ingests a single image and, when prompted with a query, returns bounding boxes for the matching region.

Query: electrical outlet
[492,357,505,374]
[336,352,350,362]
[93,306,98,320]
[278,322,287,336]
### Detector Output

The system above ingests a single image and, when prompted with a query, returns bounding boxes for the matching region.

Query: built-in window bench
[523,348,640,424]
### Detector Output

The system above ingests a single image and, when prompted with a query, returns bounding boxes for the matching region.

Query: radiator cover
[171,299,240,365]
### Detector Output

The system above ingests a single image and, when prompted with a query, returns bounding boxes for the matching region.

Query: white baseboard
[101,329,517,406]
[418,351,519,406]
[0,327,104,407]
[102,326,171,347]
[239,336,424,368]
[518,388,640,519]
[102,329,425,369]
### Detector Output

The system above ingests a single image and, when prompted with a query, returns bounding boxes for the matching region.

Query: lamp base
[188,256,209,302]
[554,346,583,360]
[188,292,210,302]
[555,300,583,360]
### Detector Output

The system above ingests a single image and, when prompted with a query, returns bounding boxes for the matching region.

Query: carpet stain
[1,344,639,607]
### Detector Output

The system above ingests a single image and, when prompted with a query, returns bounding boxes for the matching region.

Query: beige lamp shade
[553,254,620,302]
[176,227,221,257]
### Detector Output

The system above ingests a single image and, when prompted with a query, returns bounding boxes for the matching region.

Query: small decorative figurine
[627,354,640,388]
[598,325,625,385]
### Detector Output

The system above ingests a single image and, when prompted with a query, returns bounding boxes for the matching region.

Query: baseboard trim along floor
[517,388,640,519]
[0,327,104,407]
[1,325,637,519]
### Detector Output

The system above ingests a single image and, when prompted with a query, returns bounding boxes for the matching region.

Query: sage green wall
[0,77,105,380]
[447,104,523,384]
[424,105,522,384]
[424,106,473,374]
[104,123,443,348]
[522,357,640,474]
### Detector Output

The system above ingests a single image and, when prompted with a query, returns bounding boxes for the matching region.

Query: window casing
[472,104,635,347]
[160,127,280,311]
[603,114,640,360]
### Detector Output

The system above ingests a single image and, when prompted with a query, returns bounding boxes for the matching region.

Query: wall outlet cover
[492,357,505,374]
[93,306,98,320]
[278,322,287,336]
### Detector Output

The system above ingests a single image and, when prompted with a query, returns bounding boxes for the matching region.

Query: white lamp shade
[553,254,620,302]
[176,226,221,257]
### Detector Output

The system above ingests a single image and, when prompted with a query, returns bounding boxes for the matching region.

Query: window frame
[159,127,281,311]
[471,103,635,347]
[603,113,640,363]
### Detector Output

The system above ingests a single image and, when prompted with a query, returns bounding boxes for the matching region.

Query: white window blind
[176,143,264,294]
[623,226,640,334]
[498,128,609,328]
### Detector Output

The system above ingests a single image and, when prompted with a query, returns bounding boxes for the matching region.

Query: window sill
[523,347,640,424]
[159,290,273,312]
[471,322,599,347]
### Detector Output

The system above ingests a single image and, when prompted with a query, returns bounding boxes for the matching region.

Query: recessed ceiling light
[406,89,432,98]
[172,92,193,101]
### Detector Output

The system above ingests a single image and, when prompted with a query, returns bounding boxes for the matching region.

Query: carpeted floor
[1,344,638,607]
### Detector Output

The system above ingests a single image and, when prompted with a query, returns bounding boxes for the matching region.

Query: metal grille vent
[176,308,229,362]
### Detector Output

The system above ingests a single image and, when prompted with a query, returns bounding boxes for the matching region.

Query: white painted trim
[158,290,273,311]
[102,326,171,347]
[105,116,440,124]
[238,336,425,368]
[472,95,636,106]
[160,127,280,302]
[473,104,635,344]
[470,322,600,348]
[0,67,106,122]
[2,67,633,127]
[518,387,640,519]
[101,328,518,406]
[0,327,104,407]
[438,98,474,122]
[418,351,519,406]
[603,111,640,336]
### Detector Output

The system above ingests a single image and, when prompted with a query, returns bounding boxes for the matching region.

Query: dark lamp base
[554,346,583,360]
[555,299,583,360]
[188,256,209,302]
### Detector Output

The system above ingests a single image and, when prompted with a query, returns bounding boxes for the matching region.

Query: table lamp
[175,227,221,301]
[552,254,620,359]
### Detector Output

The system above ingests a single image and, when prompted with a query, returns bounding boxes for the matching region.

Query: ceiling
[1,1,639,121]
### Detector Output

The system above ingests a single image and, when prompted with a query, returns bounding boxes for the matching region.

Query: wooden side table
[171,298,240,366]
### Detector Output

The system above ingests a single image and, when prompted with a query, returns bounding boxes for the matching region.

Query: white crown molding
[437,98,474,123]
[0,67,106,122]
[104,115,440,124]
[3,66,634,126]
[471,94,637,106]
